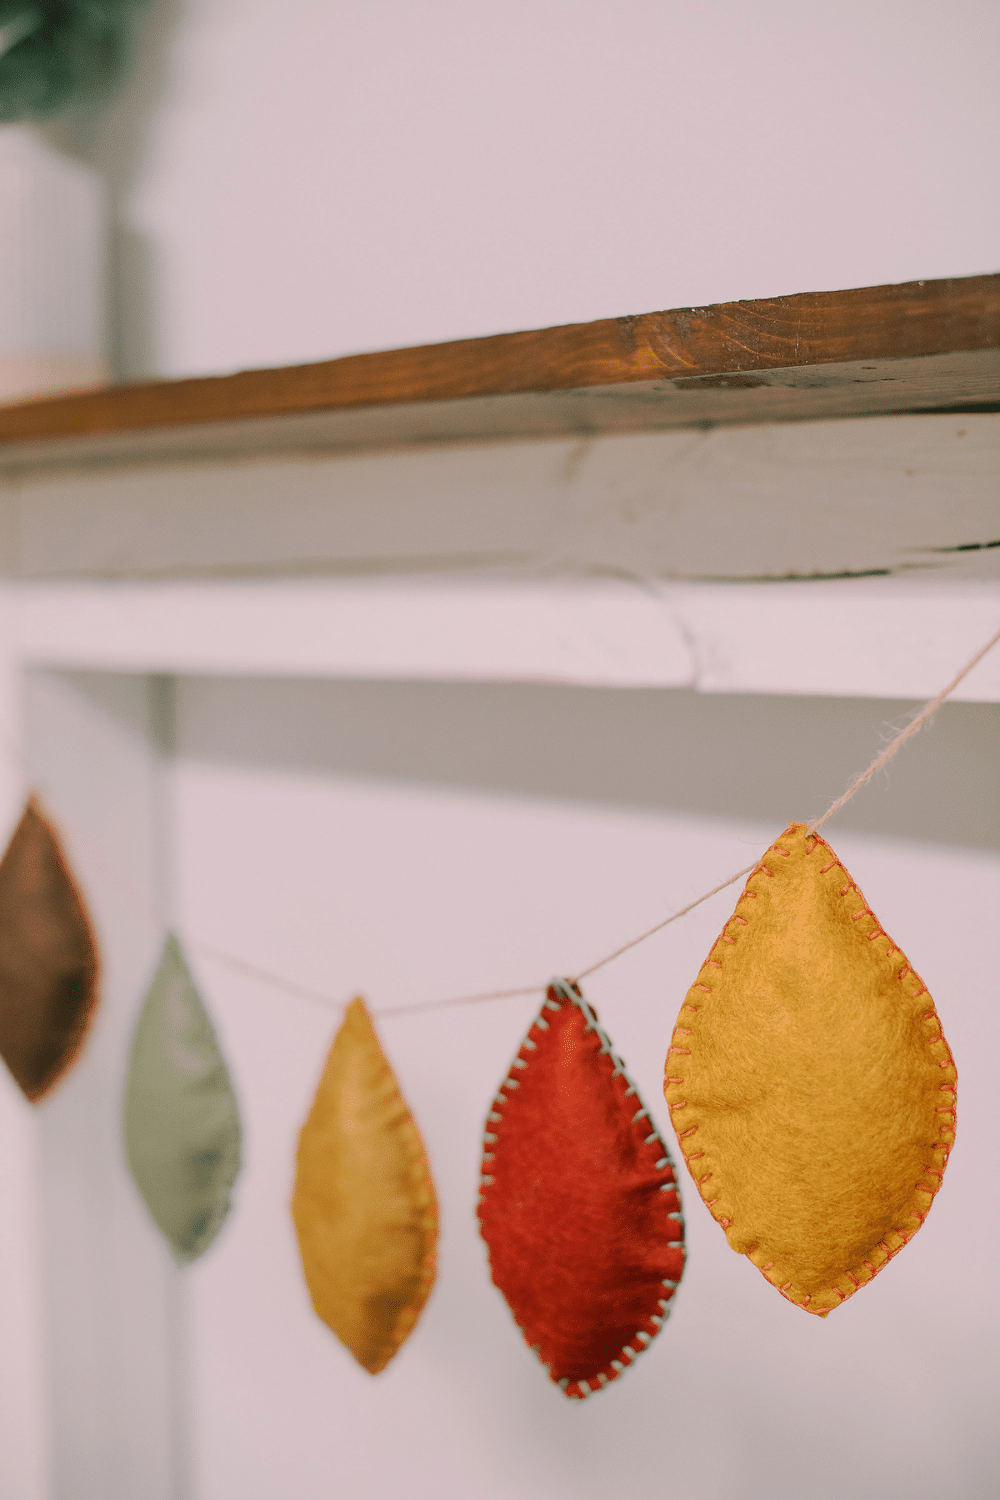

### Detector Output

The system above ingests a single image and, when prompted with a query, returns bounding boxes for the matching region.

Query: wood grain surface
[1,273,997,448]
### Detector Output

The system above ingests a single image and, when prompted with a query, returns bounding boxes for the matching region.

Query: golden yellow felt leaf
[292,998,438,1372]
[663,822,956,1317]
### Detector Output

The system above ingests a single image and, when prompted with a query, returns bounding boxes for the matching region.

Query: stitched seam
[383,1078,439,1356]
[809,829,957,1297]
[667,824,955,1315]
[481,979,685,1397]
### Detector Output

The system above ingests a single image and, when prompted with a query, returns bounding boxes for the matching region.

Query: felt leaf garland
[664,822,956,1316]
[123,934,242,1262]
[0,797,99,1101]
[292,998,438,1374]
[478,980,685,1400]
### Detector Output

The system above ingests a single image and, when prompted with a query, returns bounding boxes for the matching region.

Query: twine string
[379,621,1000,1016]
[807,622,1000,835]
[7,622,999,1021]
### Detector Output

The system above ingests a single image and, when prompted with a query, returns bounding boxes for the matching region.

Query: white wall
[5,661,998,1499]
[46,0,1000,380]
[109,675,1000,1497]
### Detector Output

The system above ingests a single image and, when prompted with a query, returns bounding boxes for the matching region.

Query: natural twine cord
[6,623,997,1020]
[806,622,1000,836]
[193,621,1000,1019]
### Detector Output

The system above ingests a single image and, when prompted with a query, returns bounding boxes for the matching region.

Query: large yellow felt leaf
[663,823,956,1316]
[292,998,438,1372]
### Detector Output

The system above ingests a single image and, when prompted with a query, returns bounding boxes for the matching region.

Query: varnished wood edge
[1,273,997,446]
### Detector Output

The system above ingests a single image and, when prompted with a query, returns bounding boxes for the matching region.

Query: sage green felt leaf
[123,934,241,1262]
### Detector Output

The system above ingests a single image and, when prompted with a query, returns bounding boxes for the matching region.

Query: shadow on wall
[54,672,999,852]
[36,0,184,381]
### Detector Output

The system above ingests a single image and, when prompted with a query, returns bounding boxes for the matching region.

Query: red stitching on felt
[668,824,956,1318]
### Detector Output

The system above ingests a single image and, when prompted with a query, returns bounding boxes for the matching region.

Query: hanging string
[807,622,1000,835]
[6,621,999,1021]
[184,939,345,1013]
[569,863,758,985]
[370,621,1000,1016]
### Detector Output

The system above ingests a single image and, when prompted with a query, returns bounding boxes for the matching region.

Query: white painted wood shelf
[0,272,998,702]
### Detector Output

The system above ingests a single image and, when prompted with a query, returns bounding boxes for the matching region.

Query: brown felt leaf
[0,798,100,1101]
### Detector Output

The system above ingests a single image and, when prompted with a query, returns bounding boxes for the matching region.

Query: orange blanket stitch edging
[663,822,956,1316]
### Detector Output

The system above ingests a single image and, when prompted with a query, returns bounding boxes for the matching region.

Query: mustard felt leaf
[292,998,438,1374]
[663,823,956,1316]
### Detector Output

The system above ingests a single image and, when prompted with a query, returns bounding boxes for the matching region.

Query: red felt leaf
[478,980,685,1399]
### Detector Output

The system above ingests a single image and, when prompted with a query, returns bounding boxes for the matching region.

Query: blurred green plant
[0,0,144,120]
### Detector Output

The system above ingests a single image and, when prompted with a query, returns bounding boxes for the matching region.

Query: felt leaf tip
[479,980,685,1399]
[124,934,242,1263]
[0,797,99,1102]
[664,822,956,1316]
[292,998,438,1375]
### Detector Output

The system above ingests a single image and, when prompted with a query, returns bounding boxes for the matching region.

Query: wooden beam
[0,273,997,453]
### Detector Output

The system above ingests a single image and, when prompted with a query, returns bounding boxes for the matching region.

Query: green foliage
[0,0,143,121]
